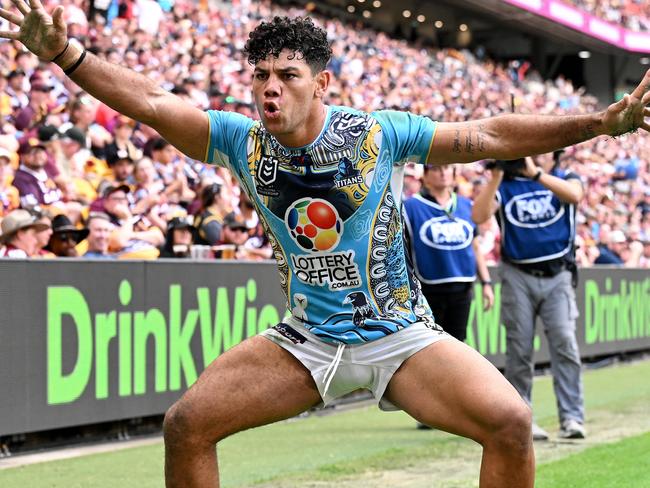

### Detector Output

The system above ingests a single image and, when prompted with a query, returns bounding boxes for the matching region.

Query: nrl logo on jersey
[256,155,279,196]
[505,190,564,228]
[419,216,473,250]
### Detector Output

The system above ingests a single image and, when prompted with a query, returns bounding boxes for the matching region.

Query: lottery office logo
[286,198,342,252]
[505,190,564,228]
[419,216,473,250]
[286,198,360,290]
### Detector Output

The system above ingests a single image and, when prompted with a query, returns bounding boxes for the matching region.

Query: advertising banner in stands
[504,0,650,53]
[0,261,648,436]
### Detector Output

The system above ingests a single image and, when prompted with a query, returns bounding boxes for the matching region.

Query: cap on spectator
[61,127,87,148]
[37,124,60,143]
[50,214,89,242]
[7,69,25,79]
[168,215,196,231]
[18,138,47,155]
[223,212,249,231]
[609,230,627,244]
[101,182,131,199]
[0,209,50,243]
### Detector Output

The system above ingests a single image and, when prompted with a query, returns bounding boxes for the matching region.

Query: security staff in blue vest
[404,164,494,343]
[472,153,585,441]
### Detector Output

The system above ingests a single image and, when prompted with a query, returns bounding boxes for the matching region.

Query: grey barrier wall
[0,260,648,436]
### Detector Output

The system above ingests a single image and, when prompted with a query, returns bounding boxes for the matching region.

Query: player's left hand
[602,69,650,137]
[482,283,494,311]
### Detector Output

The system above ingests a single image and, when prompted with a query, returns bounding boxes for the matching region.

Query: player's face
[252,49,329,146]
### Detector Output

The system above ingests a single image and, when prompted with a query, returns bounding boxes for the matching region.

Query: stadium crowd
[564,0,650,32]
[0,0,648,267]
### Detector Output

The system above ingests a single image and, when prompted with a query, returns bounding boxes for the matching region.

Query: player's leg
[384,339,534,488]
[163,336,322,488]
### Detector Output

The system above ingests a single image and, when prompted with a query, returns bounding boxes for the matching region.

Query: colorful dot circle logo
[286,198,342,252]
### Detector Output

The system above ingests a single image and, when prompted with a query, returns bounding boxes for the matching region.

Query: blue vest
[497,170,577,263]
[403,193,477,284]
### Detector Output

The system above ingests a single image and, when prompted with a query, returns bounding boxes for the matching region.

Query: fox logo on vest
[505,190,565,228]
[419,216,473,250]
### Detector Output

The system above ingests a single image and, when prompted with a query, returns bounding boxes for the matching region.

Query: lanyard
[443,192,457,221]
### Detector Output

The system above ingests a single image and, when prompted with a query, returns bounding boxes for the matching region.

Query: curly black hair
[244,17,332,73]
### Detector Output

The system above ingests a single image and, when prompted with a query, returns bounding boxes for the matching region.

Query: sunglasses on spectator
[56,232,77,242]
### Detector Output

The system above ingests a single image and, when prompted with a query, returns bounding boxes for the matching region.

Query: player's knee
[487,401,532,456]
[163,401,189,446]
[163,398,212,447]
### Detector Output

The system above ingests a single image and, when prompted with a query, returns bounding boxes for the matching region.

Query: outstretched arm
[428,70,650,165]
[0,0,209,161]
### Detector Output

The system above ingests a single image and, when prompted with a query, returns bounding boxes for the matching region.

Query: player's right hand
[0,0,67,61]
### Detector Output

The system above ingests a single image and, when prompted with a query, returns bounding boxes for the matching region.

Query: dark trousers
[421,285,473,342]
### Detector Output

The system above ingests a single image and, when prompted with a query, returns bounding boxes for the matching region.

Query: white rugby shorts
[260,320,452,411]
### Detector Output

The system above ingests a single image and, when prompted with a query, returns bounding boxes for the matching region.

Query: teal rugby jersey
[205,105,440,344]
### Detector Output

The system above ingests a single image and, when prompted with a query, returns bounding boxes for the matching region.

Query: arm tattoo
[465,126,475,154]
[452,130,461,153]
[476,124,487,152]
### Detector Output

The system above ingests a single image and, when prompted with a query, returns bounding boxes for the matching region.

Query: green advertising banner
[0,261,648,436]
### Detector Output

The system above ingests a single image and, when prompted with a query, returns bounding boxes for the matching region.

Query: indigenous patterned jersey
[206,105,440,344]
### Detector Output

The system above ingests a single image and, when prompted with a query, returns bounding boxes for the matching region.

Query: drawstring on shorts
[322,343,345,398]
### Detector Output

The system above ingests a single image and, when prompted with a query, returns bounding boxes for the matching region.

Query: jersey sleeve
[373,110,437,164]
[204,110,255,169]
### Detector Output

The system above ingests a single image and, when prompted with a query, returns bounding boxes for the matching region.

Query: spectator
[194,182,227,245]
[12,139,63,210]
[159,215,196,258]
[104,115,142,171]
[0,148,19,217]
[46,214,89,257]
[101,183,164,258]
[13,81,54,132]
[83,212,115,259]
[214,212,251,259]
[234,189,271,259]
[0,208,50,258]
[6,69,28,111]
[28,207,55,258]
[150,137,194,206]
[594,229,626,265]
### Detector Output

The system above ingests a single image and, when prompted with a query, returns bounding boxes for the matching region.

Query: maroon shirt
[12,165,62,208]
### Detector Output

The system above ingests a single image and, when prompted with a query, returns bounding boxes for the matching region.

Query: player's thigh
[166,335,322,442]
[384,339,530,442]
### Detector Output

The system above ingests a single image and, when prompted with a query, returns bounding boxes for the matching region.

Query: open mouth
[263,101,281,119]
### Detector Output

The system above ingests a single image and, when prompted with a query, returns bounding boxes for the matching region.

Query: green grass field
[1,360,649,488]
[536,432,650,488]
